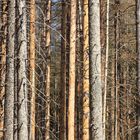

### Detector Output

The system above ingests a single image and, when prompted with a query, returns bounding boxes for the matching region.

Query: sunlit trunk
[68,0,77,139]
[89,0,103,139]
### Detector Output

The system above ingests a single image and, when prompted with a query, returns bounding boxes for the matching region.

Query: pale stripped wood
[29,0,36,139]
[68,0,77,139]
[82,0,89,139]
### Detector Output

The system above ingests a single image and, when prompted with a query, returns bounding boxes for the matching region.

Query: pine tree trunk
[59,0,67,139]
[29,0,36,139]
[103,0,109,139]
[114,1,120,139]
[3,0,15,139]
[17,0,28,139]
[77,0,83,139]
[68,0,77,139]
[82,0,89,139]
[89,0,103,139]
[45,0,51,139]
[0,0,7,138]
[111,50,115,140]
[136,0,140,139]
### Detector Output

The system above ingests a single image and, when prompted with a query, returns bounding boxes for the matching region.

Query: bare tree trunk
[114,1,120,139]
[89,0,103,139]
[77,0,83,139]
[103,0,109,139]
[0,0,7,138]
[111,49,115,140]
[68,0,77,139]
[136,0,140,139]
[3,0,15,139]
[14,2,19,139]
[123,67,127,140]
[66,4,70,139]
[59,0,67,139]
[17,0,28,139]
[82,0,89,139]
[29,0,36,139]
[45,0,51,139]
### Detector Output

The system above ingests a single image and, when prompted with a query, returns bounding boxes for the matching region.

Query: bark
[77,0,83,139]
[82,0,89,139]
[123,68,127,140]
[103,0,109,139]
[66,4,70,139]
[0,0,7,138]
[114,1,120,139]
[68,0,77,139]
[111,49,115,140]
[136,0,140,139]
[29,0,36,139]
[14,1,20,139]
[89,0,103,139]
[3,0,15,140]
[17,0,28,139]
[45,0,51,139]
[59,0,67,139]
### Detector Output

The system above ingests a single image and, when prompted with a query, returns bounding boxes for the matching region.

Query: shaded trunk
[114,1,120,139]
[76,0,83,139]
[59,0,67,139]
[111,49,115,140]
[0,0,7,138]
[136,0,140,139]
[45,0,51,139]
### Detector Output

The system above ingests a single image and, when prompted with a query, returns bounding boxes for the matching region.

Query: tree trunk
[136,0,140,139]
[76,0,83,139]
[111,49,115,140]
[59,0,67,139]
[17,0,28,139]
[82,0,89,139]
[68,0,77,139]
[66,3,70,139]
[29,0,36,139]
[45,0,51,139]
[89,0,103,139]
[103,0,109,139]
[3,0,15,140]
[114,1,120,139]
[0,0,7,138]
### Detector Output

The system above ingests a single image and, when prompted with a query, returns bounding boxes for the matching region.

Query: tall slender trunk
[123,67,127,140]
[3,0,15,140]
[82,0,89,139]
[14,1,18,139]
[59,0,67,139]
[114,1,120,139]
[66,4,70,139]
[0,0,7,138]
[126,66,131,140]
[103,0,109,139]
[68,0,77,139]
[89,0,103,139]
[111,49,115,140]
[17,0,28,139]
[45,0,51,139]
[29,0,36,139]
[136,0,140,139]
[76,0,83,139]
